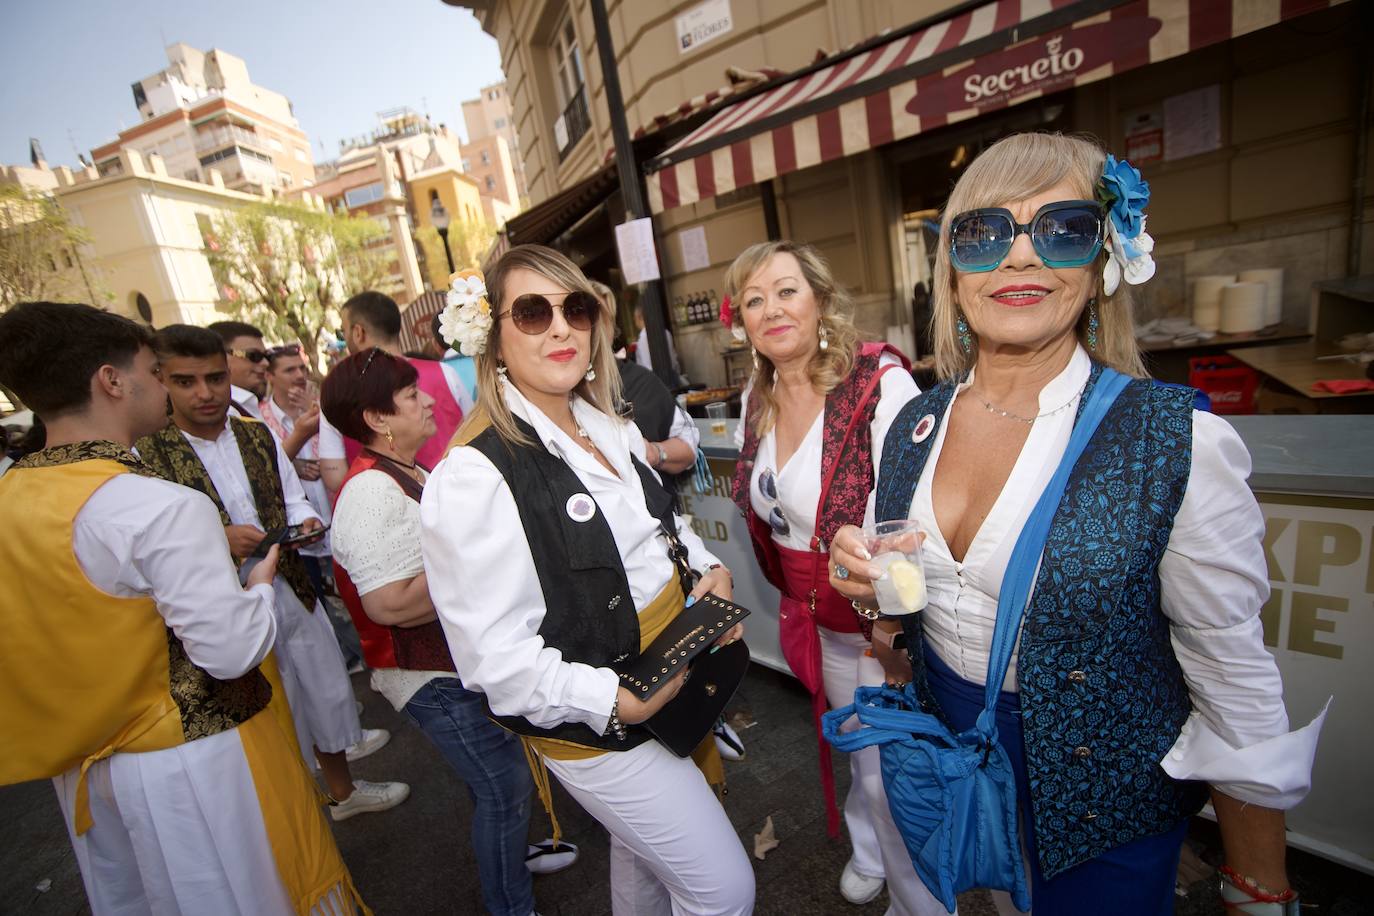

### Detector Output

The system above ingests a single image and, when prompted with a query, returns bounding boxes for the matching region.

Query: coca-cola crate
[1188,355,1259,415]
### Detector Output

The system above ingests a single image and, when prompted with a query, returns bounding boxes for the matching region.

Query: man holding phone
[137,325,408,821]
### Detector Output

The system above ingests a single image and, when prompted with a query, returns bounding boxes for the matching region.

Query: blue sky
[0,0,505,168]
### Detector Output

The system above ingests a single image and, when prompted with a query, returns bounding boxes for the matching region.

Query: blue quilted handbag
[823,367,1130,912]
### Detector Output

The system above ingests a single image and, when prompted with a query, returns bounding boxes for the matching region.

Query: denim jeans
[404,677,535,916]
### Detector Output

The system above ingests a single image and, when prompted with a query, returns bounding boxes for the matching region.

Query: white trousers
[53,727,304,916]
[272,580,362,757]
[820,627,952,916]
[545,739,755,916]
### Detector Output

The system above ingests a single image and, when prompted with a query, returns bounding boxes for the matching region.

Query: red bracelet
[1219,865,1297,905]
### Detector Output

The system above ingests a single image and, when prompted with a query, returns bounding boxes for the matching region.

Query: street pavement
[2,664,1369,914]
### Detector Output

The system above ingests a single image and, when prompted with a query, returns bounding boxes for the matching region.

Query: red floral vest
[332,451,456,673]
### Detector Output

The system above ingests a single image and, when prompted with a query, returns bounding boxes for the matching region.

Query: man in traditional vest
[318,291,473,495]
[136,324,409,822]
[0,302,367,914]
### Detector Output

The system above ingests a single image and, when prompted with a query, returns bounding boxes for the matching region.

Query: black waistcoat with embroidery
[874,364,1209,879]
[469,416,680,751]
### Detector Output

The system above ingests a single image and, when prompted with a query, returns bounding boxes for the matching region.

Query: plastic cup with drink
[862,519,927,615]
[706,401,729,437]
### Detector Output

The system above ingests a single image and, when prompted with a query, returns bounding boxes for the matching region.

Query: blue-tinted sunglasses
[949,199,1105,272]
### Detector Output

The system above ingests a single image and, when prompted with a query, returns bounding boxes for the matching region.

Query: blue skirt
[923,647,1188,915]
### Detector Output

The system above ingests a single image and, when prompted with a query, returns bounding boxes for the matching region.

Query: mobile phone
[282,523,328,547]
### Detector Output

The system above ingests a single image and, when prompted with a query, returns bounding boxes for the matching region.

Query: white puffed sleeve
[1159,410,1327,808]
[419,447,621,735]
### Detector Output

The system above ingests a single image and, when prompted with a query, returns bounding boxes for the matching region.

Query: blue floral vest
[875,364,1208,878]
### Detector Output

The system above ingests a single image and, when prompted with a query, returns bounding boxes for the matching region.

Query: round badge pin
[912,414,936,444]
[566,493,597,523]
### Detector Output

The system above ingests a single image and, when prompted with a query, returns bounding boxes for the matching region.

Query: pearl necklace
[974,380,1087,425]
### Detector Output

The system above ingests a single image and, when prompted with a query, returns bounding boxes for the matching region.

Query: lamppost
[430,199,456,276]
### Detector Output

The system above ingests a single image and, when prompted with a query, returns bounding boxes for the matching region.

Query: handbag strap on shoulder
[978,367,1131,734]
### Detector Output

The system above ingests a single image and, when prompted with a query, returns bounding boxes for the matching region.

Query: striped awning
[645,0,1348,213]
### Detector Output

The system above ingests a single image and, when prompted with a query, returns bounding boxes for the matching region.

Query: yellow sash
[521,581,725,844]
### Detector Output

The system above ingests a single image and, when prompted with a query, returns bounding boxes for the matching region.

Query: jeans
[404,677,535,916]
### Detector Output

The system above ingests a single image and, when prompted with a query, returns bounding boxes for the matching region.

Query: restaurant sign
[906,17,1163,119]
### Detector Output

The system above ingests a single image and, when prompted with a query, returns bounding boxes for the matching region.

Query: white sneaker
[713,718,745,761]
[525,839,579,875]
[344,727,389,762]
[329,779,409,821]
[839,858,885,905]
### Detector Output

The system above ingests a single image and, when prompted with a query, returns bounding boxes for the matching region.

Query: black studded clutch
[616,593,752,757]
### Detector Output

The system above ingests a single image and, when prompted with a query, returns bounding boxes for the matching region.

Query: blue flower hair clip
[1097,154,1156,295]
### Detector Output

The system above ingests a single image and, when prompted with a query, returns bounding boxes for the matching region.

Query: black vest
[470,416,679,751]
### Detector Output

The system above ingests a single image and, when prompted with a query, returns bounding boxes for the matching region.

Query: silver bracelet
[604,695,627,741]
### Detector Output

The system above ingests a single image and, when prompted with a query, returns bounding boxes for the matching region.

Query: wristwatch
[652,442,668,468]
[872,626,906,651]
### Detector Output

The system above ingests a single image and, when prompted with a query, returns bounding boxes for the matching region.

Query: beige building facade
[459,133,522,224]
[467,0,1372,387]
[91,43,316,196]
[3,147,322,326]
[462,80,531,203]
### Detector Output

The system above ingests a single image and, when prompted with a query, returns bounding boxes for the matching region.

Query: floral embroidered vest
[137,418,318,612]
[874,364,1209,878]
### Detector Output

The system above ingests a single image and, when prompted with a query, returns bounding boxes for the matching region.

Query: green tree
[415,214,497,291]
[0,184,101,310]
[203,200,387,370]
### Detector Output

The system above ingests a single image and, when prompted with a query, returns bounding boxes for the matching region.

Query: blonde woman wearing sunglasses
[828,132,1322,915]
[419,245,753,916]
[721,240,934,913]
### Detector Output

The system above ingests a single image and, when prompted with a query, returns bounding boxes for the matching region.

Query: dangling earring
[584,363,597,382]
[818,323,829,352]
[496,362,508,378]
[956,313,972,354]
[1086,297,1099,351]
[383,427,396,450]
[751,348,761,370]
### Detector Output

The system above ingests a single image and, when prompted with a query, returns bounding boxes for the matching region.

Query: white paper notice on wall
[1164,85,1221,161]
[676,0,733,55]
[679,226,710,273]
[616,218,662,285]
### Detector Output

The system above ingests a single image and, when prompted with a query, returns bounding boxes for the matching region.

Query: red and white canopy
[645,0,1347,213]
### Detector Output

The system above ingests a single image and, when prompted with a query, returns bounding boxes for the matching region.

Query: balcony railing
[194,124,269,155]
[555,87,591,162]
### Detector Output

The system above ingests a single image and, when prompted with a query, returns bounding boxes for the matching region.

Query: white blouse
[419,379,723,736]
[332,466,451,712]
[735,351,918,553]
[904,345,1323,809]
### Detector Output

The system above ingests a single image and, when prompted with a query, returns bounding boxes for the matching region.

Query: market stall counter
[683,414,1374,876]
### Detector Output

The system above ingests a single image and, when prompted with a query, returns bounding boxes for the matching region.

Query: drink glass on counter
[862,519,927,615]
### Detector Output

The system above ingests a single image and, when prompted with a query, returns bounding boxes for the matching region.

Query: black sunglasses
[228,347,268,364]
[498,290,600,336]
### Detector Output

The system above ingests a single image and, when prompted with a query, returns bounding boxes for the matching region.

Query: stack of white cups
[1237,268,1284,326]
[1219,282,1267,334]
[1192,275,1235,332]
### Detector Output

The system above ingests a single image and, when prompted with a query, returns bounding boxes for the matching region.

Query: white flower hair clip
[438,269,494,357]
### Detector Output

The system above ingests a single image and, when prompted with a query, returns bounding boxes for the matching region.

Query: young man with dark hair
[207,319,268,419]
[138,324,408,821]
[318,290,474,494]
[0,303,366,914]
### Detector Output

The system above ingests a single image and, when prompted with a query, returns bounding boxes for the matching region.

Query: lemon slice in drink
[887,559,927,612]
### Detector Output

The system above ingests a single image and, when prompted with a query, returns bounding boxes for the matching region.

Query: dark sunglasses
[498,290,600,336]
[949,199,1105,272]
[228,347,268,363]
